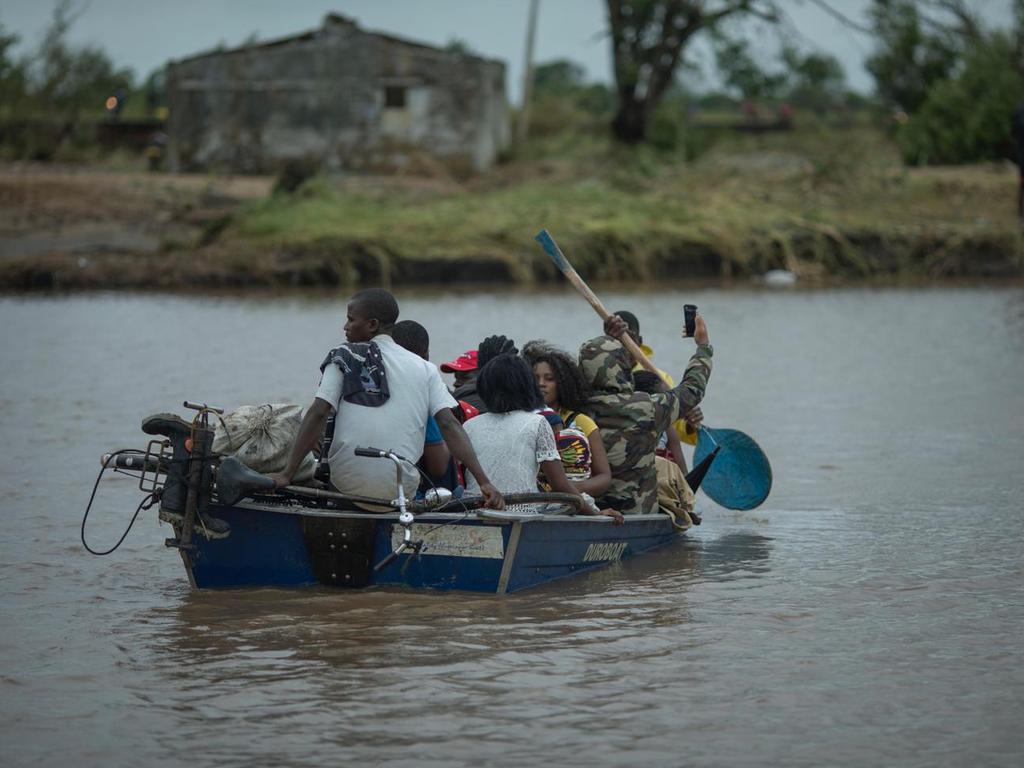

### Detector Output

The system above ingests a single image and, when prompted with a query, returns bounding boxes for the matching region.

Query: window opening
[384,86,406,109]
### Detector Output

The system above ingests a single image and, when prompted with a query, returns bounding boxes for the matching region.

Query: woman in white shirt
[462,354,623,523]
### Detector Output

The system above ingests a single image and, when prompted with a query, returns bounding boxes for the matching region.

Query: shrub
[899,33,1024,165]
[273,159,320,195]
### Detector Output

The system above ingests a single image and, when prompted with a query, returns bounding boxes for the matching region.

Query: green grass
[220,122,1021,283]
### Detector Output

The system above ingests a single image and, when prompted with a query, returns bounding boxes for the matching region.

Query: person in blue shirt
[393,319,459,494]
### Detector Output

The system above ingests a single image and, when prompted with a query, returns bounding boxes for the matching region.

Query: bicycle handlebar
[354,446,411,463]
[354,446,388,458]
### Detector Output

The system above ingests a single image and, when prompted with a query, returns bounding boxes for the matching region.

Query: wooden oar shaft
[534,229,663,380]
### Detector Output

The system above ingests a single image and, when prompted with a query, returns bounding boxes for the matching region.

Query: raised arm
[604,312,713,430]
[434,408,505,510]
[268,398,332,489]
[672,315,713,416]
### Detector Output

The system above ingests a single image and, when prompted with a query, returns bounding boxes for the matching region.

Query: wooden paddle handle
[535,229,663,379]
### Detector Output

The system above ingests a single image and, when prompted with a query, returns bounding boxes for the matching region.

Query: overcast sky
[1,0,1014,100]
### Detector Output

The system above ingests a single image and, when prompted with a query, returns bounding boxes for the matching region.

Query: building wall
[167,17,509,175]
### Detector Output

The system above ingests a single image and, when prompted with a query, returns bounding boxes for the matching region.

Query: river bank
[2,128,1021,292]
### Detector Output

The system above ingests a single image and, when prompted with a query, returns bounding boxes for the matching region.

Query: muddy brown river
[1,286,1022,767]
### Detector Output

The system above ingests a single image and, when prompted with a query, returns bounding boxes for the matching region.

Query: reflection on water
[2,286,1023,767]
[693,532,773,579]
[151,539,711,670]
[130,541,719,765]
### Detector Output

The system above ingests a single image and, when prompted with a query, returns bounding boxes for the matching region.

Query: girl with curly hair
[521,341,612,498]
[463,354,622,522]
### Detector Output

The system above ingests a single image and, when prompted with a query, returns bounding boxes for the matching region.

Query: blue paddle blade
[693,427,772,510]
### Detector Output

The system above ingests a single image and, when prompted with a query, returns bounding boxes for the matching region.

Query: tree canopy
[865,0,964,113]
[0,0,135,121]
[866,0,1024,164]
[605,0,779,143]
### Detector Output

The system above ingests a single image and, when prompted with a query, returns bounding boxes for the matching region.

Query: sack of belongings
[212,404,316,483]
[655,455,695,528]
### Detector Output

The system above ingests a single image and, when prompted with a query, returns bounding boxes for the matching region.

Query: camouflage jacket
[579,336,713,515]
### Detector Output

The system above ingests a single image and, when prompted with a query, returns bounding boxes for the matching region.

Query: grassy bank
[224,126,1022,286]
[1,125,1020,291]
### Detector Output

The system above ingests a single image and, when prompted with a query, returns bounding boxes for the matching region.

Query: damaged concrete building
[167,14,509,175]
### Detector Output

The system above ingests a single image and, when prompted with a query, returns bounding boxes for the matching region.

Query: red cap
[458,400,480,422]
[440,350,478,373]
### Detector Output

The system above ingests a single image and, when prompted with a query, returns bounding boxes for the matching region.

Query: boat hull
[177,500,684,594]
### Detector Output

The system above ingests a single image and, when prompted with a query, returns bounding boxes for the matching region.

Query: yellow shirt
[631,345,697,446]
[560,409,599,437]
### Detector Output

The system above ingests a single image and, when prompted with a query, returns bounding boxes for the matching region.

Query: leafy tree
[713,35,786,101]
[576,83,617,116]
[31,0,134,120]
[529,58,615,128]
[779,45,846,114]
[1015,0,1024,74]
[899,32,1024,164]
[143,66,167,114]
[0,23,29,117]
[535,59,615,115]
[533,59,587,94]
[865,0,975,113]
[863,0,1024,164]
[606,0,779,144]
[444,37,474,55]
[707,33,846,115]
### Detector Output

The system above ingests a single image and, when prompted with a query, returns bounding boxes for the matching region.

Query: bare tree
[606,0,779,144]
[915,0,982,41]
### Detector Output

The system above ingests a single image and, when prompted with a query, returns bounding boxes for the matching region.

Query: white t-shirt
[315,334,457,500]
[463,411,559,497]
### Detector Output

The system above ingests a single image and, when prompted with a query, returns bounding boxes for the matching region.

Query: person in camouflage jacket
[578,314,713,515]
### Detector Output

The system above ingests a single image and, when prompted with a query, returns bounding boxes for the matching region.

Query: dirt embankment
[0,158,1021,292]
[0,165,272,290]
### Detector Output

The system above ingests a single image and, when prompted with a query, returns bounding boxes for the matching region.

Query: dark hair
[612,310,640,336]
[393,319,429,359]
[521,340,591,412]
[351,288,399,328]
[632,370,662,394]
[476,354,544,414]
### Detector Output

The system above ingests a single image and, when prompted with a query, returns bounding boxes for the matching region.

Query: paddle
[534,229,773,511]
[693,427,772,510]
[684,445,720,493]
[534,229,663,380]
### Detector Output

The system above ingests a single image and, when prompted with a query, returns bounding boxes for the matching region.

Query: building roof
[170,13,504,68]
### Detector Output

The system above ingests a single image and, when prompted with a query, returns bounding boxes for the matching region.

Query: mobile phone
[684,304,697,337]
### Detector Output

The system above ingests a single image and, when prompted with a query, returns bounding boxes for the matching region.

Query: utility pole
[516,0,540,146]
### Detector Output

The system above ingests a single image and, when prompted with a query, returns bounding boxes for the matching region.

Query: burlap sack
[212,404,316,482]
[655,455,694,528]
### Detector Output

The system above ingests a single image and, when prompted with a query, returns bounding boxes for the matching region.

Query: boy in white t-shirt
[269,289,503,509]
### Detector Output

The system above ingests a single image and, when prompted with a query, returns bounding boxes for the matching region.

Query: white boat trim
[496,522,523,595]
[226,499,666,524]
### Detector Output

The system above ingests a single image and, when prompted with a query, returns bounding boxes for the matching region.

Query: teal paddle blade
[693,427,772,510]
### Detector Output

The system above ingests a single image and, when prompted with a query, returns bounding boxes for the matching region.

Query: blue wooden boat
[175,499,683,593]
[92,404,687,594]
